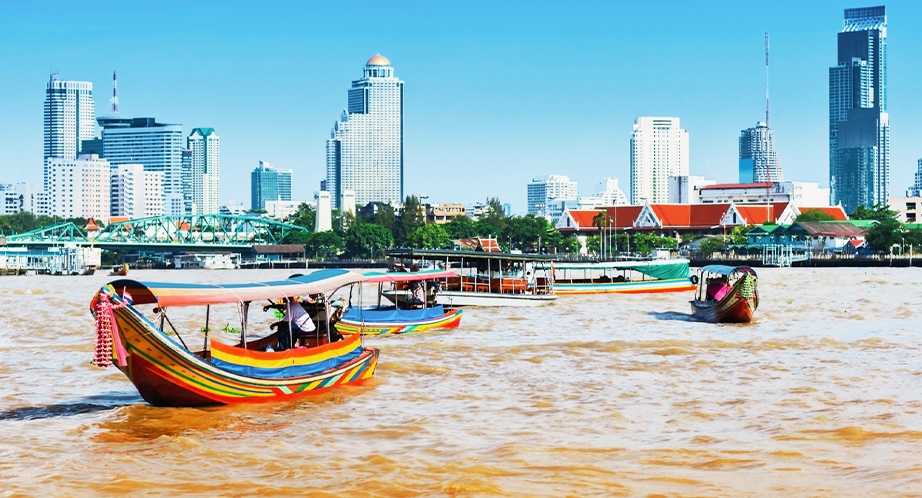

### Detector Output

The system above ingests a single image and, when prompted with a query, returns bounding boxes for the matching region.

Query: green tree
[407,223,450,249]
[851,204,898,221]
[502,214,552,251]
[443,215,478,240]
[699,236,727,254]
[373,203,397,233]
[795,209,835,222]
[395,195,425,246]
[729,225,754,245]
[864,217,904,253]
[285,202,316,232]
[478,197,507,236]
[303,230,345,259]
[343,223,394,259]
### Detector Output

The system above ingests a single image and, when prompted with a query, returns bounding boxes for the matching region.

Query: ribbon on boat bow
[92,287,129,368]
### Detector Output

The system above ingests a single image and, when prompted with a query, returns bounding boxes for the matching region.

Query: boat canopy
[106,269,366,307]
[699,265,757,277]
[363,269,458,283]
[549,259,691,280]
[343,305,449,322]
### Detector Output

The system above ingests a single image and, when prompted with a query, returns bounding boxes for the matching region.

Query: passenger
[407,280,425,308]
[706,276,730,301]
[264,296,316,351]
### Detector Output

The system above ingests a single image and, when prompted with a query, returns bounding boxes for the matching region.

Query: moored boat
[545,257,696,295]
[89,269,379,406]
[337,268,463,335]
[384,248,558,307]
[108,263,129,276]
[689,265,759,323]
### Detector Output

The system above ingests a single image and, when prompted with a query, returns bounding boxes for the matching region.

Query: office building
[44,75,96,161]
[110,164,164,218]
[630,117,689,204]
[43,154,111,219]
[187,128,220,214]
[326,54,404,208]
[251,161,292,210]
[907,159,922,197]
[99,116,184,215]
[527,174,579,216]
[829,5,889,214]
[739,122,783,183]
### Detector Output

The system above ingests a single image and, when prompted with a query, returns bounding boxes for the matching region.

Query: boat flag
[122,288,133,306]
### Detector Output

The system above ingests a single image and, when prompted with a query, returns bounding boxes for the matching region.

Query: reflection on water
[1,267,921,496]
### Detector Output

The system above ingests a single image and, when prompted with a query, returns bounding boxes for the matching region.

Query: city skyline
[4,1,922,214]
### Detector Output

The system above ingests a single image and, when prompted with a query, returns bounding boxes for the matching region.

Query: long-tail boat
[689,265,759,323]
[542,257,696,295]
[384,248,558,307]
[89,269,379,407]
[336,268,463,335]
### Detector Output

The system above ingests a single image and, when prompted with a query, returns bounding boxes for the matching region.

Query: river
[0,267,920,496]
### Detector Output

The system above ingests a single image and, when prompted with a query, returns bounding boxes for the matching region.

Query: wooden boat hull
[337,307,463,335]
[554,278,696,295]
[382,289,558,307]
[690,274,759,323]
[109,304,378,407]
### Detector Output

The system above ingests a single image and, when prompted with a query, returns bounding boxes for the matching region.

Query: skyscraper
[99,117,184,215]
[829,6,888,214]
[110,164,164,218]
[527,174,578,217]
[187,128,220,214]
[44,75,95,161]
[739,122,783,183]
[251,161,292,210]
[630,117,688,204]
[44,154,110,219]
[326,54,404,209]
[907,159,922,197]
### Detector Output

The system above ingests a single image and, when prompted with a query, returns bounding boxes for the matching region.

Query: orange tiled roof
[799,206,848,221]
[84,218,100,230]
[600,206,643,229]
[109,216,129,224]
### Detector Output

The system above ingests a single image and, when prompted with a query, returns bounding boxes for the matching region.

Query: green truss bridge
[2,214,308,251]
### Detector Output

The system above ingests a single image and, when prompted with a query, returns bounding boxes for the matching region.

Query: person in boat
[264,296,316,351]
[706,276,731,301]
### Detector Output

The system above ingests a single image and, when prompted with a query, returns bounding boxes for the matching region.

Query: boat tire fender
[690,275,699,285]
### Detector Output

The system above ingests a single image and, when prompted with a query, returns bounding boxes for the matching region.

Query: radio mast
[110,70,119,114]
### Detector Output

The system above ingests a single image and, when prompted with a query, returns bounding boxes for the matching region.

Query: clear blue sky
[2,1,921,214]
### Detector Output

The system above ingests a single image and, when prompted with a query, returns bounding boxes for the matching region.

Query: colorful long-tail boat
[689,265,759,323]
[337,269,462,335]
[541,258,696,295]
[89,269,379,407]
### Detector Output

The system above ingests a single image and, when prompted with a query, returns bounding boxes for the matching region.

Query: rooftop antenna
[110,70,119,114]
[764,32,770,127]
[764,32,772,223]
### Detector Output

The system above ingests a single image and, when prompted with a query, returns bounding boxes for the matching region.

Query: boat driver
[264,297,316,351]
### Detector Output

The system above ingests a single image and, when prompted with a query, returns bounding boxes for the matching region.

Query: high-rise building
[829,6,889,214]
[326,54,404,209]
[739,122,783,183]
[99,117,184,215]
[527,174,579,217]
[110,164,164,218]
[43,154,111,219]
[630,117,689,204]
[187,128,220,214]
[251,161,292,210]
[907,159,922,197]
[44,75,96,161]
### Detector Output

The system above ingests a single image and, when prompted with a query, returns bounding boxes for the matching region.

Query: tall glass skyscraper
[829,6,888,214]
[326,54,404,209]
[44,74,95,161]
[99,116,185,215]
[739,122,783,183]
[251,161,292,210]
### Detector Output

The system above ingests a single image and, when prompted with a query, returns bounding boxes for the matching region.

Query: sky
[2,0,922,214]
